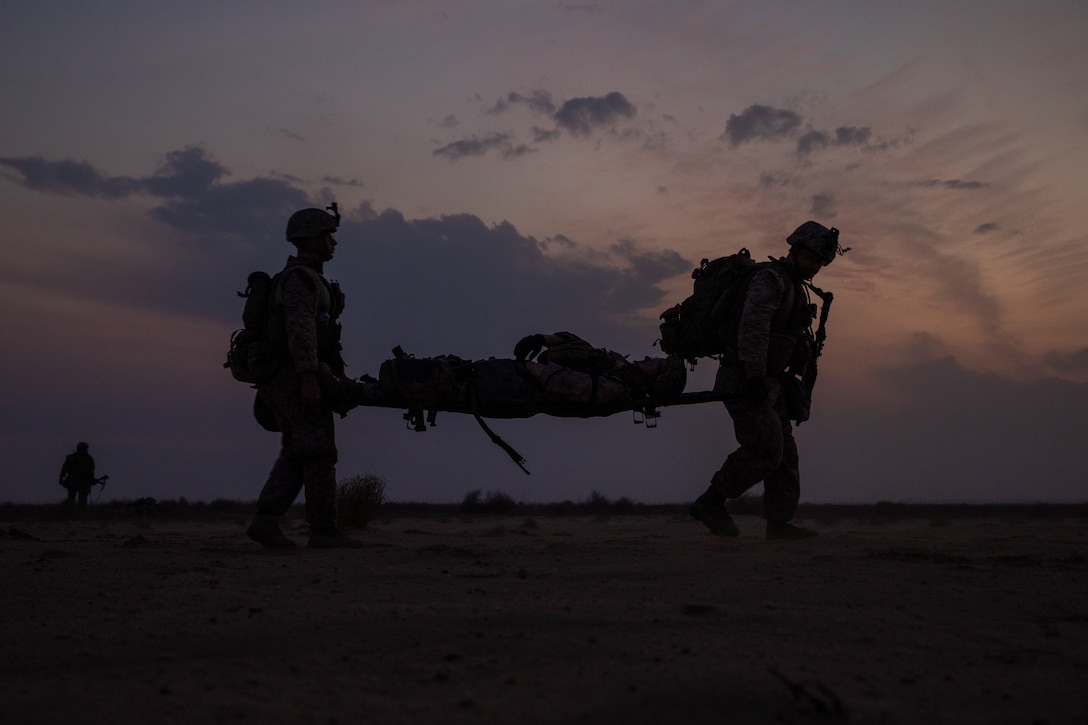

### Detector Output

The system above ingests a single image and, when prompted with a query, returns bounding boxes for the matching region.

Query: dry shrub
[338,473,386,528]
[460,489,517,514]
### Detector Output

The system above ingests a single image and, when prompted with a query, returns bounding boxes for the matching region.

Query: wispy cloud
[720,104,802,146]
[433,133,514,161]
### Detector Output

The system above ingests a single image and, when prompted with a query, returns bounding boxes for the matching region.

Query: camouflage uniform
[59,444,96,508]
[711,260,813,522]
[253,257,345,533]
[691,221,843,539]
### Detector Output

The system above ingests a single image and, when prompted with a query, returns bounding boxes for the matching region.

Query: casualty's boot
[308,526,364,549]
[246,515,297,549]
[689,490,740,537]
[765,521,819,541]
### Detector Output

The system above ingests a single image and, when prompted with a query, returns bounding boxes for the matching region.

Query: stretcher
[323,356,724,474]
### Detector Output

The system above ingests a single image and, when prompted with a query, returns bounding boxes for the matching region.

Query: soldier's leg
[255,431,306,516]
[292,405,338,531]
[761,417,800,522]
[254,379,306,517]
[761,409,817,539]
[711,392,785,499]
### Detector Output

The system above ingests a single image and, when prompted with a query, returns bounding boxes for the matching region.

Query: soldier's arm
[737,268,786,378]
[280,270,322,375]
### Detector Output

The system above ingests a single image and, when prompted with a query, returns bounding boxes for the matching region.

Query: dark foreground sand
[2,506,1086,724]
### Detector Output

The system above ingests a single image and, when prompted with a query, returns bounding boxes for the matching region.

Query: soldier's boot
[246,515,297,549]
[765,521,819,541]
[308,526,364,549]
[689,489,740,537]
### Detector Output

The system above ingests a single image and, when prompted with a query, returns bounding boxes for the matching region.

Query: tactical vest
[269,262,346,373]
[726,261,813,372]
[749,263,815,375]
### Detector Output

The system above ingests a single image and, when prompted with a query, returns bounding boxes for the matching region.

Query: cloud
[321,176,364,188]
[433,133,514,161]
[834,126,872,146]
[488,90,556,116]
[796,125,873,155]
[1043,347,1088,376]
[0,156,141,198]
[148,175,308,241]
[532,126,562,143]
[2,144,693,365]
[434,91,637,159]
[721,104,802,146]
[810,194,836,218]
[500,144,536,160]
[343,210,690,356]
[796,129,831,154]
[272,127,305,143]
[143,147,230,198]
[0,147,307,243]
[605,239,691,312]
[974,222,999,234]
[759,172,795,188]
[716,106,872,154]
[912,179,990,190]
[553,92,636,137]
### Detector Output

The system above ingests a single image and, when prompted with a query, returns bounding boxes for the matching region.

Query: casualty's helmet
[285,207,339,243]
[787,221,844,265]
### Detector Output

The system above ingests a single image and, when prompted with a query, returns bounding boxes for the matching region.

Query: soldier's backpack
[224,270,281,385]
[657,248,766,363]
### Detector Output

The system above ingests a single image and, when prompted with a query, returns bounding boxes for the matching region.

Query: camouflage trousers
[711,365,801,523]
[255,369,338,530]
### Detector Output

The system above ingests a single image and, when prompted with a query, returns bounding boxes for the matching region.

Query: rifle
[93,475,109,501]
[793,281,833,424]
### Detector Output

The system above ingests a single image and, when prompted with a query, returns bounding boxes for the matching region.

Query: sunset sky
[2,1,1086,505]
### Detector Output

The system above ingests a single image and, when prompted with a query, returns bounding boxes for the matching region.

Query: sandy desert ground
[1,504,1086,724]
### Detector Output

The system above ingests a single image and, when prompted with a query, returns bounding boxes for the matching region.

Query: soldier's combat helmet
[787,221,845,265]
[285,207,339,243]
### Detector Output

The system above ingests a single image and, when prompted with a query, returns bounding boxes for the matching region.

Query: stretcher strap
[468,373,530,475]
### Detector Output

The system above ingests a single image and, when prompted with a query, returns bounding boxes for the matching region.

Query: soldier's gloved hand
[514,334,545,362]
[741,376,768,402]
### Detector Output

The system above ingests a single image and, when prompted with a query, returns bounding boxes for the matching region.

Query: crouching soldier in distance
[690,221,846,541]
[246,206,362,550]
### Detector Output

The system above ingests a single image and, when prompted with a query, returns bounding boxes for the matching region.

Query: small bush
[461,489,482,511]
[460,489,518,514]
[338,473,386,528]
